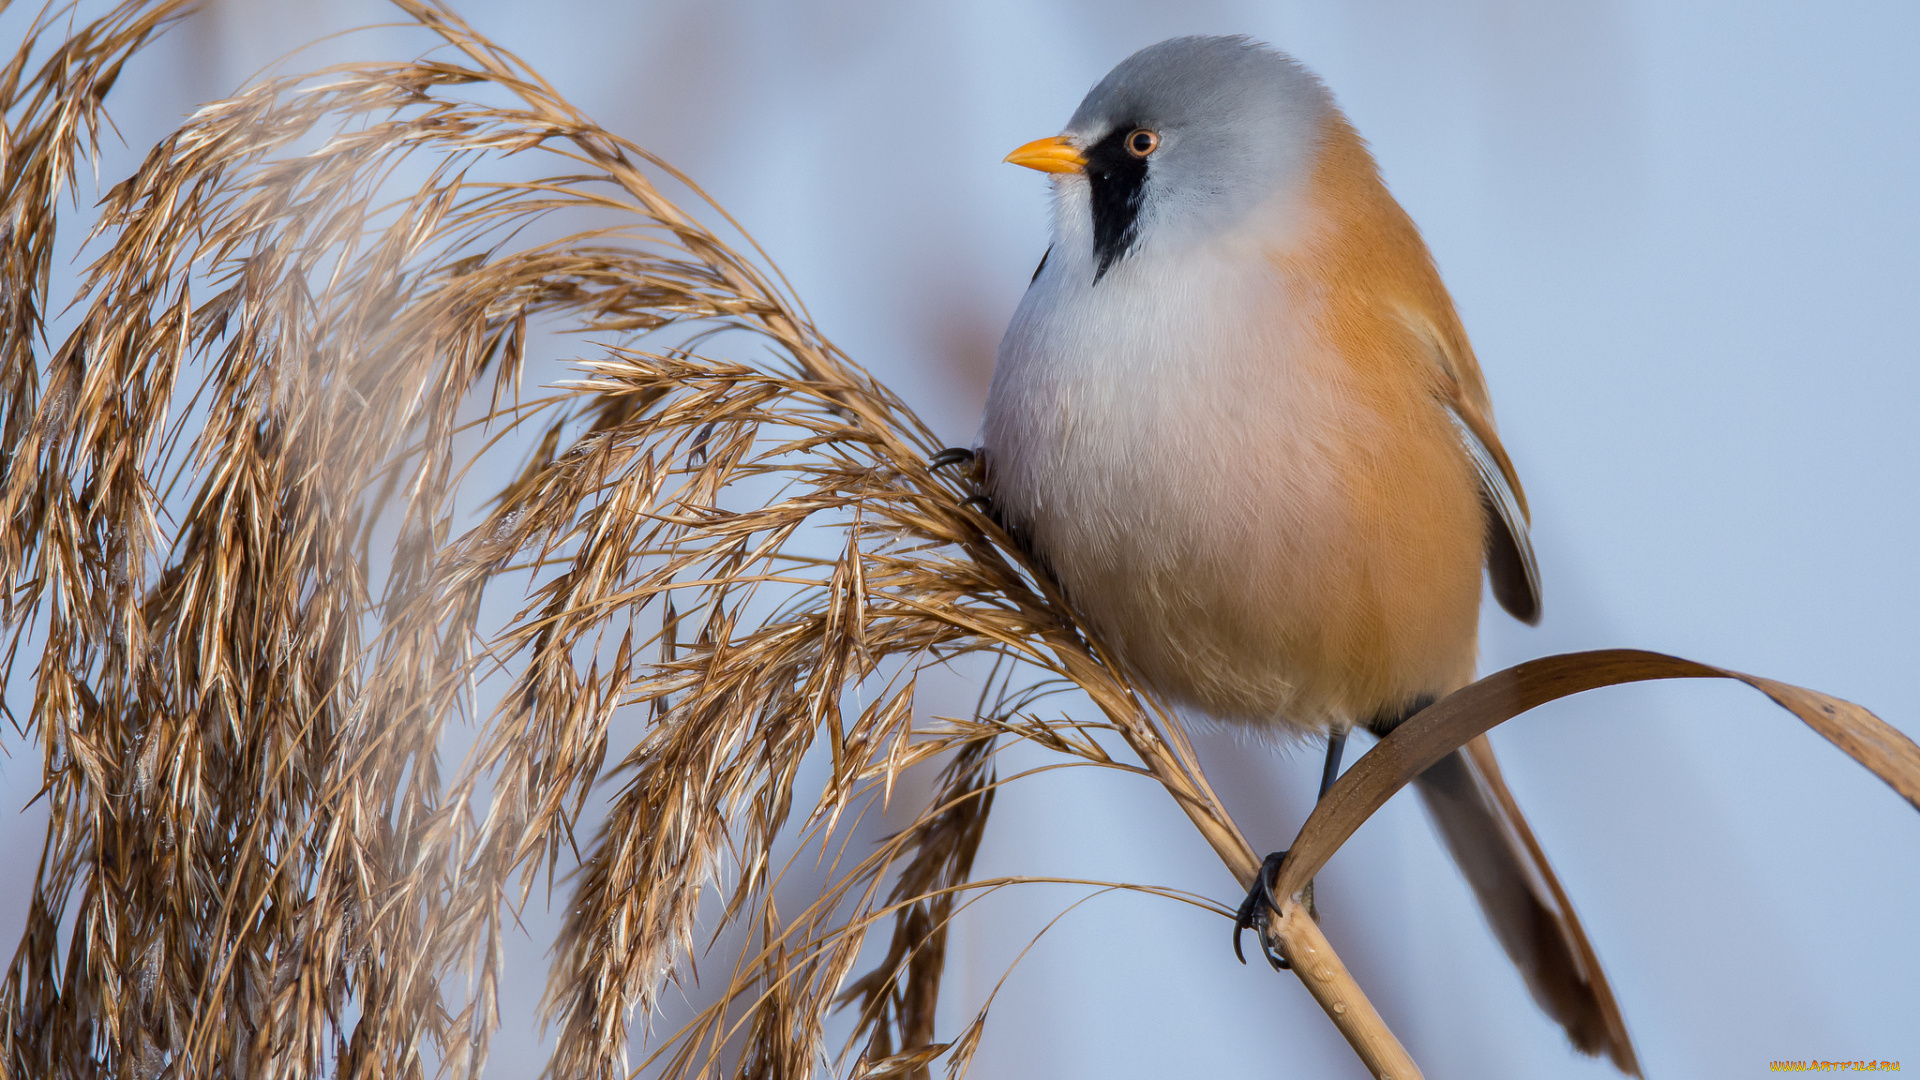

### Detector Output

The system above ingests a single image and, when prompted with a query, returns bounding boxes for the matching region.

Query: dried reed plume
[2,3,1916,1079]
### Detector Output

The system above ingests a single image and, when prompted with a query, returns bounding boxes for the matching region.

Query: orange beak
[1003,135,1087,174]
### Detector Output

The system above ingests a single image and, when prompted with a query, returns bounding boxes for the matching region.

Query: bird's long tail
[1412,736,1642,1076]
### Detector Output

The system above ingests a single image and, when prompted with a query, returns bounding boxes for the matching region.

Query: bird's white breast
[984,188,1414,731]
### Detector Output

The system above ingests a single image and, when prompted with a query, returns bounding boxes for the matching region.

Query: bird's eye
[1125,129,1160,158]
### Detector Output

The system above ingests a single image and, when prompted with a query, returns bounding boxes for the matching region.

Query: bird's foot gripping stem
[1232,850,1293,972]
[931,448,1000,517]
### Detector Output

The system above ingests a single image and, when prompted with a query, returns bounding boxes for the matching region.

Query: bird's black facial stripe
[1085,124,1150,282]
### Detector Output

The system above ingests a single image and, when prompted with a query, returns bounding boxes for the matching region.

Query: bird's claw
[930,449,999,518]
[691,422,717,464]
[1232,850,1291,971]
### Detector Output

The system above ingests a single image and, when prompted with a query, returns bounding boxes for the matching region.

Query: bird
[970,35,1639,1073]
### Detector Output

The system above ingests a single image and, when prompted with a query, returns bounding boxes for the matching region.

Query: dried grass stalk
[0,4,1914,1080]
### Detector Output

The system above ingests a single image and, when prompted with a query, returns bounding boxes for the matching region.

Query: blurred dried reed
[1,3,1915,1079]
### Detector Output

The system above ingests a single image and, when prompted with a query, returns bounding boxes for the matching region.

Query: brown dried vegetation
[0,4,1914,1079]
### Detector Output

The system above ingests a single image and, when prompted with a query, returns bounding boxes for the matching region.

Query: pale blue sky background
[3,2,1917,1077]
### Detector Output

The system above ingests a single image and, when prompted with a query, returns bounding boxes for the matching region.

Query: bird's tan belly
[996,370,1486,735]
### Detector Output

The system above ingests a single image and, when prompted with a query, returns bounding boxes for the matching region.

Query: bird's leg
[1318,726,1349,800]
[1296,726,1351,922]
[1234,726,1351,969]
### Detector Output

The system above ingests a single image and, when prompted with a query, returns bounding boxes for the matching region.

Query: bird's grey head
[1037,36,1333,281]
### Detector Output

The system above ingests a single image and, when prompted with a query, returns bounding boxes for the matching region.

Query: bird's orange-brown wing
[1305,113,1542,625]
[1404,307,1543,625]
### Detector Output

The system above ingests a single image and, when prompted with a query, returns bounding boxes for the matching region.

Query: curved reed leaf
[1249,649,1919,1078]
[1274,648,1920,901]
